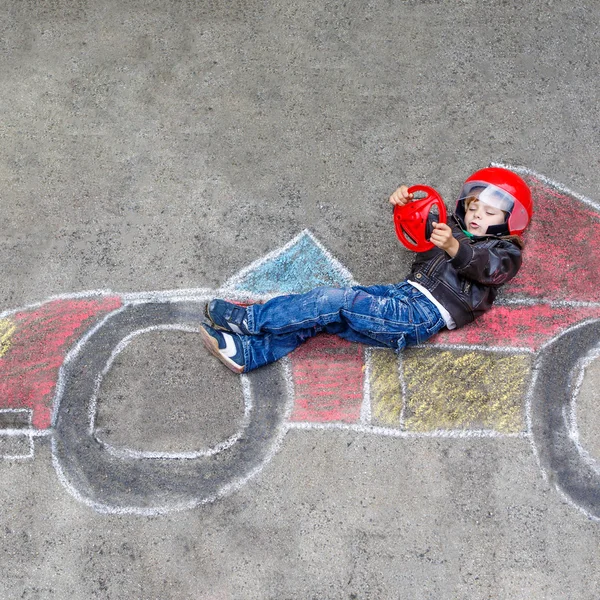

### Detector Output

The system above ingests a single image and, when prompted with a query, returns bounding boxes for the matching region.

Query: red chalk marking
[506,177,600,302]
[0,297,122,429]
[290,335,364,423]
[430,176,600,350]
[431,304,600,351]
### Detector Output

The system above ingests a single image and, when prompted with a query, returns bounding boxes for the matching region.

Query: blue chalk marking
[223,230,356,295]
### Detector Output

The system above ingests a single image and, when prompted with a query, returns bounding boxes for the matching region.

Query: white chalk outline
[50,356,296,516]
[51,304,128,428]
[558,346,600,521]
[360,348,373,425]
[496,163,600,520]
[330,343,533,439]
[524,317,600,521]
[0,409,39,460]
[397,352,408,430]
[2,163,600,517]
[569,346,600,477]
[497,297,600,309]
[286,421,526,439]
[220,229,357,300]
[492,162,600,212]
[91,324,253,460]
[0,289,118,320]
[46,294,296,515]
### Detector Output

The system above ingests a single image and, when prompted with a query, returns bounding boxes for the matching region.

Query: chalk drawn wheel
[530,319,600,518]
[52,301,289,514]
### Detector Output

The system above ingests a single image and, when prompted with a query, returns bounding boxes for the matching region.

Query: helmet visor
[460,181,515,213]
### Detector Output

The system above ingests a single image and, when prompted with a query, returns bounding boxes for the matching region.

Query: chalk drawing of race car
[1,164,600,518]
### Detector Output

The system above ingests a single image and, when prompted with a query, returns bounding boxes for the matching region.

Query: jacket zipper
[426,254,445,277]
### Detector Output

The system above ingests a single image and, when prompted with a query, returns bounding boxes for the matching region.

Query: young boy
[200,167,533,373]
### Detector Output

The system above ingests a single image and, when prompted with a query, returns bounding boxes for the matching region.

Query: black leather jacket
[407,214,522,329]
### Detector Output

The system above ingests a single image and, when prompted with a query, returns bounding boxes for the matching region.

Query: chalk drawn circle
[572,349,600,467]
[52,300,291,515]
[530,318,600,519]
[90,324,250,460]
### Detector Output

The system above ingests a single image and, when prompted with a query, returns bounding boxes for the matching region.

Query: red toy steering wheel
[393,185,447,252]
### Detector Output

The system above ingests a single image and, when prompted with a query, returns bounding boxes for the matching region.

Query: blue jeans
[239,282,446,372]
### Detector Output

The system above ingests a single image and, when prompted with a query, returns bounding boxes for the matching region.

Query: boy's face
[464,197,507,235]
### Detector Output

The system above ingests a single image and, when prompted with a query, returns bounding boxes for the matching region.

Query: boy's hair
[464,195,508,215]
[502,234,525,249]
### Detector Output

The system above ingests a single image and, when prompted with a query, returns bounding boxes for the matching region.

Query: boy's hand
[389,185,413,207]
[430,222,459,257]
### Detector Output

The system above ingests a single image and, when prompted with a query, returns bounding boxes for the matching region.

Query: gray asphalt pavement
[1,0,600,598]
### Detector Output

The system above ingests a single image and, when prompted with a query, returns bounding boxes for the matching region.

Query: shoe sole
[199,326,245,374]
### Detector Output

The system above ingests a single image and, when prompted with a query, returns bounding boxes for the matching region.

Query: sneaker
[205,299,251,335]
[199,323,246,374]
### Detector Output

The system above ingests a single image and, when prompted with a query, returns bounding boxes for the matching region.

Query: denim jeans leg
[340,282,445,348]
[240,328,319,372]
[240,283,446,370]
[246,286,350,334]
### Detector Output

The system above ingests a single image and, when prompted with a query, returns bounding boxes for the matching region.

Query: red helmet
[457,167,533,236]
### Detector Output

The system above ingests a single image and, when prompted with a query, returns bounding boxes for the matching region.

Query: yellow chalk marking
[370,350,403,426]
[0,319,16,358]
[402,349,531,433]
